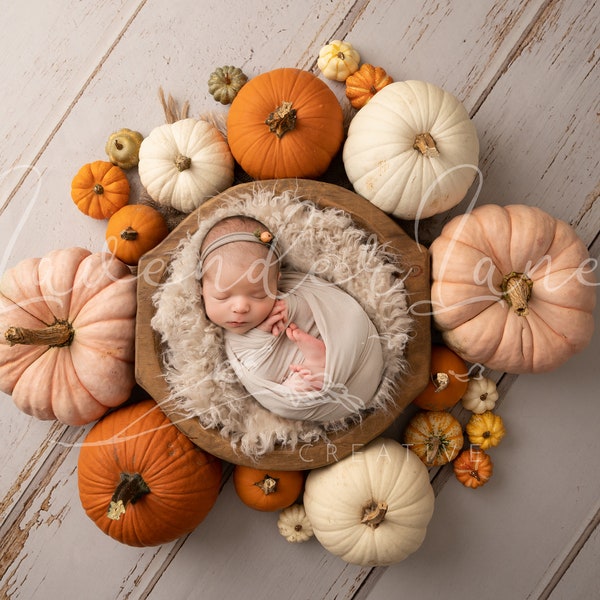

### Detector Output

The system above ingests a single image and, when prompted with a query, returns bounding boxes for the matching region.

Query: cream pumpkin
[430,204,596,373]
[138,117,234,213]
[0,247,137,425]
[303,437,434,566]
[343,80,479,219]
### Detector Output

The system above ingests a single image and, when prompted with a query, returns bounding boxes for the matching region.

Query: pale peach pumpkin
[430,204,596,373]
[0,247,137,425]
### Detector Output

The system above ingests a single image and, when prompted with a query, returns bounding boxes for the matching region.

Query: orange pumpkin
[78,399,222,547]
[412,345,470,411]
[345,63,393,109]
[227,68,344,180]
[106,204,169,265]
[71,160,130,219]
[233,465,304,512]
[0,247,137,425]
[453,447,494,488]
[403,410,464,467]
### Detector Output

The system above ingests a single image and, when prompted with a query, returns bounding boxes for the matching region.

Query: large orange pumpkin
[430,204,596,373]
[227,68,344,180]
[0,247,137,425]
[77,399,223,547]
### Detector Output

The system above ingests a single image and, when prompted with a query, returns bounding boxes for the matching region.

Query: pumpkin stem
[107,472,151,521]
[413,133,439,157]
[254,474,279,495]
[361,501,388,529]
[432,372,450,392]
[469,469,481,482]
[4,320,74,347]
[120,226,139,241]
[501,272,533,316]
[174,154,192,171]
[93,183,104,195]
[265,101,297,139]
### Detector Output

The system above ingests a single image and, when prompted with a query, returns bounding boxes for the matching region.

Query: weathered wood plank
[0,0,144,214]
[546,513,600,600]
[471,0,600,245]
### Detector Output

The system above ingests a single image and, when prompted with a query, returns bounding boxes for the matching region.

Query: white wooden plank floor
[1,1,598,599]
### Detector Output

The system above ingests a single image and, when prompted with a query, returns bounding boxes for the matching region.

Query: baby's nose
[233,299,250,313]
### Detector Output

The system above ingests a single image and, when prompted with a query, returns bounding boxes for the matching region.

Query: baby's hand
[256,299,288,335]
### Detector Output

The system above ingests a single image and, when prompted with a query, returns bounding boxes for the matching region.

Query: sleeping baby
[197,215,384,423]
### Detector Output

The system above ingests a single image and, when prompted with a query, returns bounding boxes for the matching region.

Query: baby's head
[198,216,280,334]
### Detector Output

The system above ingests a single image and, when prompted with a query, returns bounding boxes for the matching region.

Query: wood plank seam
[468,0,555,117]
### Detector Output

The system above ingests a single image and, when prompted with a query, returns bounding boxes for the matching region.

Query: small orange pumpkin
[453,447,494,488]
[77,399,223,546]
[345,64,393,109]
[403,410,464,467]
[227,68,344,180]
[105,204,169,265]
[412,345,470,411]
[233,465,304,512]
[71,160,130,219]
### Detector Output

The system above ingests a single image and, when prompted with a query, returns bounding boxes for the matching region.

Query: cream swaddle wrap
[225,271,385,423]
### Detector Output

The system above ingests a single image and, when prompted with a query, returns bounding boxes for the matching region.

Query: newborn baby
[198,215,384,423]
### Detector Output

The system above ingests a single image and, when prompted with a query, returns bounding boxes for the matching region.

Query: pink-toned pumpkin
[429,204,596,373]
[0,247,137,425]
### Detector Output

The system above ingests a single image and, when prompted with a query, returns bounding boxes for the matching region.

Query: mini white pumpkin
[342,80,479,220]
[303,437,435,566]
[138,117,234,213]
[461,377,499,414]
[317,40,360,82]
[277,504,314,543]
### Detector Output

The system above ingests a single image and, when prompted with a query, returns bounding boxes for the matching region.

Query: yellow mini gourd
[105,128,144,169]
[466,411,506,450]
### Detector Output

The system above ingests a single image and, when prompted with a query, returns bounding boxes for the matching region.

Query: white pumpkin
[138,117,234,213]
[303,437,435,566]
[342,80,479,220]
[461,377,499,414]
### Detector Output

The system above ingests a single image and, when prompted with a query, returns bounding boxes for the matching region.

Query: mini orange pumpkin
[71,160,130,219]
[345,64,393,109]
[403,410,464,467]
[412,345,470,411]
[227,68,344,180]
[233,465,304,512]
[453,447,494,488]
[77,399,223,547]
[106,204,169,265]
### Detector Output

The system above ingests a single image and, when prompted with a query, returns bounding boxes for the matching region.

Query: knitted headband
[198,230,280,275]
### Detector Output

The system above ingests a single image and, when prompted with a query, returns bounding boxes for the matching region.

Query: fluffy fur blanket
[151,184,413,457]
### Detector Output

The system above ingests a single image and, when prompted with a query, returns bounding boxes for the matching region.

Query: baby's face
[201,247,279,334]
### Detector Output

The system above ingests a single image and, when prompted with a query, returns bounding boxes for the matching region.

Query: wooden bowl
[135,179,431,469]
